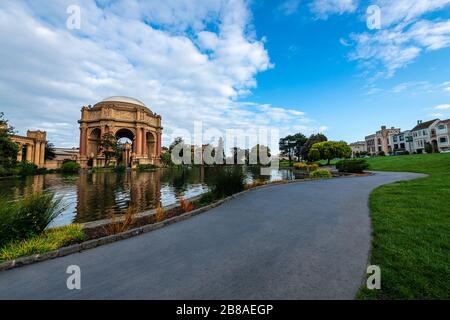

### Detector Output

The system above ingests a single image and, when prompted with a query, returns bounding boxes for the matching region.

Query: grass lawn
[358,153,450,299]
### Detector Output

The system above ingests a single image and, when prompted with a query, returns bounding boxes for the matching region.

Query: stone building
[10,130,47,168]
[349,141,367,157]
[365,125,401,155]
[78,96,162,168]
[411,119,440,154]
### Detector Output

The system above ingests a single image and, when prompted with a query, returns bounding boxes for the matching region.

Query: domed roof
[102,96,146,107]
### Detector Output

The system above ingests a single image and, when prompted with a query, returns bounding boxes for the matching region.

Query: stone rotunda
[78,96,162,168]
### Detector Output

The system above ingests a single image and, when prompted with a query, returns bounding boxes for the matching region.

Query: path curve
[0,171,424,299]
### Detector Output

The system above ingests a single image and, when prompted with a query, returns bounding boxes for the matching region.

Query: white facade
[389,130,414,154]
[411,119,440,154]
[435,121,450,152]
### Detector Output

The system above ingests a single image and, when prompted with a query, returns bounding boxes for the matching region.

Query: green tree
[0,112,19,168]
[309,141,352,165]
[45,142,56,160]
[302,133,328,161]
[99,133,119,167]
[279,133,307,164]
[160,152,173,167]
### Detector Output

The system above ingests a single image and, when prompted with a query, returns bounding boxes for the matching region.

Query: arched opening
[116,128,135,167]
[88,128,101,159]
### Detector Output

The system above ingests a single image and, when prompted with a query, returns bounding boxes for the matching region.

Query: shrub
[154,207,166,222]
[115,164,126,173]
[104,206,136,235]
[0,224,85,262]
[197,192,215,207]
[17,161,38,176]
[179,197,194,213]
[335,159,369,173]
[0,193,66,247]
[309,169,332,179]
[137,164,157,171]
[377,151,386,157]
[293,162,308,170]
[308,164,319,171]
[209,167,245,199]
[59,161,80,173]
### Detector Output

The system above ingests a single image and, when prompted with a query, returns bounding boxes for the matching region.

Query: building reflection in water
[0,166,296,226]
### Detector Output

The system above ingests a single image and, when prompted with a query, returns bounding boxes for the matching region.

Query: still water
[0,167,298,226]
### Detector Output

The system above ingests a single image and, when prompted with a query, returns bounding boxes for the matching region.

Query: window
[400,143,405,149]
[423,130,427,135]
[399,135,404,141]
[394,144,399,149]
[438,125,445,130]
[440,137,448,144]
[393,136,398,142]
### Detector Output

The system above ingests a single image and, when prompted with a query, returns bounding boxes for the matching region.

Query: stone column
[34,141,40,165]
[136,127,142,156]
[157,130,162,157]
[80,127,88,157]
[40,142,45,167]
[26,144,33,162]
[142,128,147,157]
[16,144,23,162]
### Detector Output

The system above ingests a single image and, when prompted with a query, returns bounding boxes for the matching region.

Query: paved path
[0,171,424,300]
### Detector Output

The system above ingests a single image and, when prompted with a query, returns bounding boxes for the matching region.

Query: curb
[0,172,372,272]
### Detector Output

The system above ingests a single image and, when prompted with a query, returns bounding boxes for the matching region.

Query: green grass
[358,153,450,299]
[0,224,86,262]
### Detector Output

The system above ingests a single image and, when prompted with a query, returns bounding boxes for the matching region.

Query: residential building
[411,119,440,154]
[435,119,450,152]
[365,126,401,156]
[389,130,414,154]
[349,141,367,157]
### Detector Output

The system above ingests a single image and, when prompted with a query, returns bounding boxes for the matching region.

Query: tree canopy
[0,113,19,168]
[308,141,352,165]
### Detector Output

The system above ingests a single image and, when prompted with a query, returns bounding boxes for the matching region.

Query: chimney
[417,120,422,125]
[381,125,386,130]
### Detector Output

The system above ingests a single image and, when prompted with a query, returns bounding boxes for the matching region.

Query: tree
[45,142,56,160]
[250,144,271,165]
[301,133,328,161]
[160,151,173,167]
[309,141,352,165]
[0,112,19,168]
[279,133,307,163]
[230,147,249,165]
[99,133,119,167]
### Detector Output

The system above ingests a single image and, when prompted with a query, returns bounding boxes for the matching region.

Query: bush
[17,161,38,176]
[0,193,66,247]
[309,169,332,179]
[59,161,80,173]
[335,159,369,173]
[137,164,157,171]
[0,224,85,262]
[308,164,319,171]
[378,151,386,157]
[209,167,245,199]
[115,164,126,173]
[293,162,308,170]
[197,192,215,207]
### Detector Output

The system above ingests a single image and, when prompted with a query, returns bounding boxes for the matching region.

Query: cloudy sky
[0,0,449,147]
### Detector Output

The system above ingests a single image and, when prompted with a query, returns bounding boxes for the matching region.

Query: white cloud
[278,0,301,16]
[0,0,325,147]
[309,0,358,19]
[348,0,450,79]
[434,104,450,110]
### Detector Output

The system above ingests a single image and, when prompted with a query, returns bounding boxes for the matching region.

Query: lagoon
[0,167,299,226]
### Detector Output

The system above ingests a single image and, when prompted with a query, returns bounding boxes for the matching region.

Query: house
[389,130,414,154]
[365,126,401,156]
[349,141,367,157]
[411,119,440,154]
[435,119,450,152]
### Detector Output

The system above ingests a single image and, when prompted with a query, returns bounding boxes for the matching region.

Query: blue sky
[0,0,449,147]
